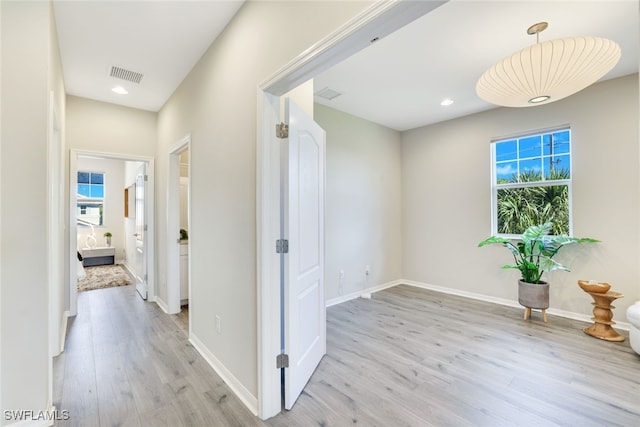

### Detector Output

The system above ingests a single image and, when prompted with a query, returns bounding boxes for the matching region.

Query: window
[77,171,104,227]
[492,128,571,236]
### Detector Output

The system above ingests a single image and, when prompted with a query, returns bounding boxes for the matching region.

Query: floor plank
[54,284,640,426]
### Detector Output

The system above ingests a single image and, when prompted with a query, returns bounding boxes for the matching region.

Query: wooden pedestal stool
[578,280,624,342]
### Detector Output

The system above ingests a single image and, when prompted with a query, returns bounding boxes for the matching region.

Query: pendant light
[476,22,621,107]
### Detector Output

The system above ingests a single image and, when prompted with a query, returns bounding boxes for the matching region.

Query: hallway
[53,285,262,426]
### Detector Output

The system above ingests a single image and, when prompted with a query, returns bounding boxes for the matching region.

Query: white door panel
[283,99,326,410]
[135,163,148,299]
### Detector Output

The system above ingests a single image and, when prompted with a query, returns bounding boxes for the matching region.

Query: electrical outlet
[215,315,221,333]
[339,269,345,280]
[338,269,345,295]
[365,265,371,276]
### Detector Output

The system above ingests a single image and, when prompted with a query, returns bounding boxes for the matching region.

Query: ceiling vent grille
[315,87,343,100]
[109,65,144,84]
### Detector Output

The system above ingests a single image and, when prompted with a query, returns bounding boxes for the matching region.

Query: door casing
[166,135,191,315]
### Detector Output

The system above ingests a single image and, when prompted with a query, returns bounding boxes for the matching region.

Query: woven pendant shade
[477,30,621,107]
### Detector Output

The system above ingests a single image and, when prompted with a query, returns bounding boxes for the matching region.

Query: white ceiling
[314,0,639,131]
[53,0,244,112]
[53,1,638,125]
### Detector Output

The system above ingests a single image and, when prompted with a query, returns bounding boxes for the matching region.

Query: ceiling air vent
[315,87,343,100]
[109,65,144,84]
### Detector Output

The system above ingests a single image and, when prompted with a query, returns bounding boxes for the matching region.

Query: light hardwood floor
[54,284,640,426]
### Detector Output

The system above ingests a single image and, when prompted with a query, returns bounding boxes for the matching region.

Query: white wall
[402,74,639,323]
[76,157,125,260]
[1,0,65,421]
[65,95,157,156]
[156,0,373,404]
[314,103,402,302]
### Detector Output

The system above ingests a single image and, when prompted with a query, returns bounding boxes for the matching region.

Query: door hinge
[144,225,148,231]
[144,174,149,181]
[144,274,148,281]
[276,239,289,254]
[276,122,289,139]
[276,353,289,369]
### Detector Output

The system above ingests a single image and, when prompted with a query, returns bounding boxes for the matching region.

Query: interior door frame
[255,0,447,419]
[166,135,191,315]
[68,149,156,316]
[47,91,63,415]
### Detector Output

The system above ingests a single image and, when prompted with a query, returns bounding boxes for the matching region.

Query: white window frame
[77,170,105,228]
[490,126,573,238]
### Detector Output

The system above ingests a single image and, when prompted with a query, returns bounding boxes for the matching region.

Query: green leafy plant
[103,231,112,238]
[478,222,598,284]
[497,169,570,235]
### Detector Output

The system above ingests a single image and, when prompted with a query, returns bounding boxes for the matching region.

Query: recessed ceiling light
[440,98,454,106]
[112,86,128,95]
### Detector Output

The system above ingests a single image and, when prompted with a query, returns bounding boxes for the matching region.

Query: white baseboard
[189,333,258,416]
[545,306,630,331]
[326,279,402,307]
[399,279,631,331]
[328,280,632,331]
[155,297,169,314]
[120,262,138,281]
[401,279,521,308]
[59,311,70,353]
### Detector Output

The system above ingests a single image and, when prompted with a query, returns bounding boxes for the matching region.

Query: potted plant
[103,231,112,247]
[478,222,598,320]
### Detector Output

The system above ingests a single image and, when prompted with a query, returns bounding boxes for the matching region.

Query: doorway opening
[166,135,191,319]
[68,150,155,316]
[256,1,444,419]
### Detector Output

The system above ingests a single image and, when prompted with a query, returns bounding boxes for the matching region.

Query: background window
[77,171,104,226]
[492,128,571,236]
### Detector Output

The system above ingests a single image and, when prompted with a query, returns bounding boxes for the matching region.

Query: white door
[135,163,148,299]
[282,99,326,410]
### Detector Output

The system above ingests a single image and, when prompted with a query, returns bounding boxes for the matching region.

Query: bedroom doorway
[68,150,155,316]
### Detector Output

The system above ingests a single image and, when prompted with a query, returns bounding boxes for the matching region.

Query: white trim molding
[155,297,170,315]
[260,0,447,95]
[399,280,631,331]
[58,311,70,354]
[255,90,282,420]
[189,333,258,416]
[328,280,631,332]
[326,279,402,307]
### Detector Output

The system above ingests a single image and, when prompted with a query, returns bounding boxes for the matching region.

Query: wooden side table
[583,291,625,342]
